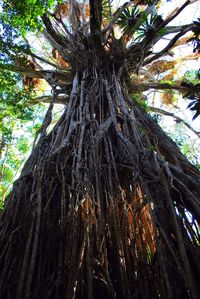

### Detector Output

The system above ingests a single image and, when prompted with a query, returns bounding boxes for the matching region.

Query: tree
[0,1,200,298]
[0,69,47,205]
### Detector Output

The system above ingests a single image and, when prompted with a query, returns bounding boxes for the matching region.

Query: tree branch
[0,63,70,83]
[146,23,195,52]
[0,63,44,78]
[42,14,74,64]
[89,0,103,43]
[130,82,200,93]
[126,0,198,64]
[159,0,192,28]
[42,14,67,48]
[164,23,195,34]
[29,95,69,105]
[143,26,193,65]
[149,106,200,138]
[102,1,133,34]
[131,101,200,176]
[29,51,64,70]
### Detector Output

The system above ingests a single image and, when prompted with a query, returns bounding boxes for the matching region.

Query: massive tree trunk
[0,67,200,299]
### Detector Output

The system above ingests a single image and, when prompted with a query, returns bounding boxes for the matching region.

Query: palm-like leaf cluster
[187,94,200,120]
[188,18,200,53]
[135,14,163,41]
[116,6,142,35]
[116,5,164,43]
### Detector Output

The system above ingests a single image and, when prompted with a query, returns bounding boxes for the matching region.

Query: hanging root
[0,69,200,299]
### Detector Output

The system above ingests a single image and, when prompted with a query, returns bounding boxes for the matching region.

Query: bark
[0,69,200,299]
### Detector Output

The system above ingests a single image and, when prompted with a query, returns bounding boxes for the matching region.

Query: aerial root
[0,69,200,299]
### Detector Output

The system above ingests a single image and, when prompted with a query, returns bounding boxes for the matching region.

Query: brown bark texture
[0,70,200,299]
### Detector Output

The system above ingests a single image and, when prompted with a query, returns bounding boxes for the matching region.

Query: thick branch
[42,15,73,64]
[42,14,67,48]
[143,27,193,65]
[126,1,198,63]
[42,29,72,63]
[160,0,191,28]
[149,106,200,138]
[29,95,69,105]
[127,23,195,64]
[29,52,64,70]
[147,23,195,52]
[131,82,200,93]
[0,64,71,84]
[21,35,62,70]
[89,0,102,38]
[0,64,45,78]
[164,23,194,34]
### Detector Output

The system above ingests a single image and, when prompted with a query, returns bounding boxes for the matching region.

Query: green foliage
[1,0,57,33]
[196,164,200,171]
[116,6,144,35]
[102,0,111,20]
[0,132,33,203]
[161,122,200,167]
[136,14,163,42]
[1,164,14,186]
[0,199,4,213]
[0,69,46,205]
[0,105,46,205]
[183,69,200,85]
[0,70,35,142]
[116,6,164,42]
[0,7,32,65]
[131,93,149,111]
[178,139,199,166]
[158,27,167,36]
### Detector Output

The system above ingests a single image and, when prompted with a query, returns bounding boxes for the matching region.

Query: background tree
[0,1,200,299]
